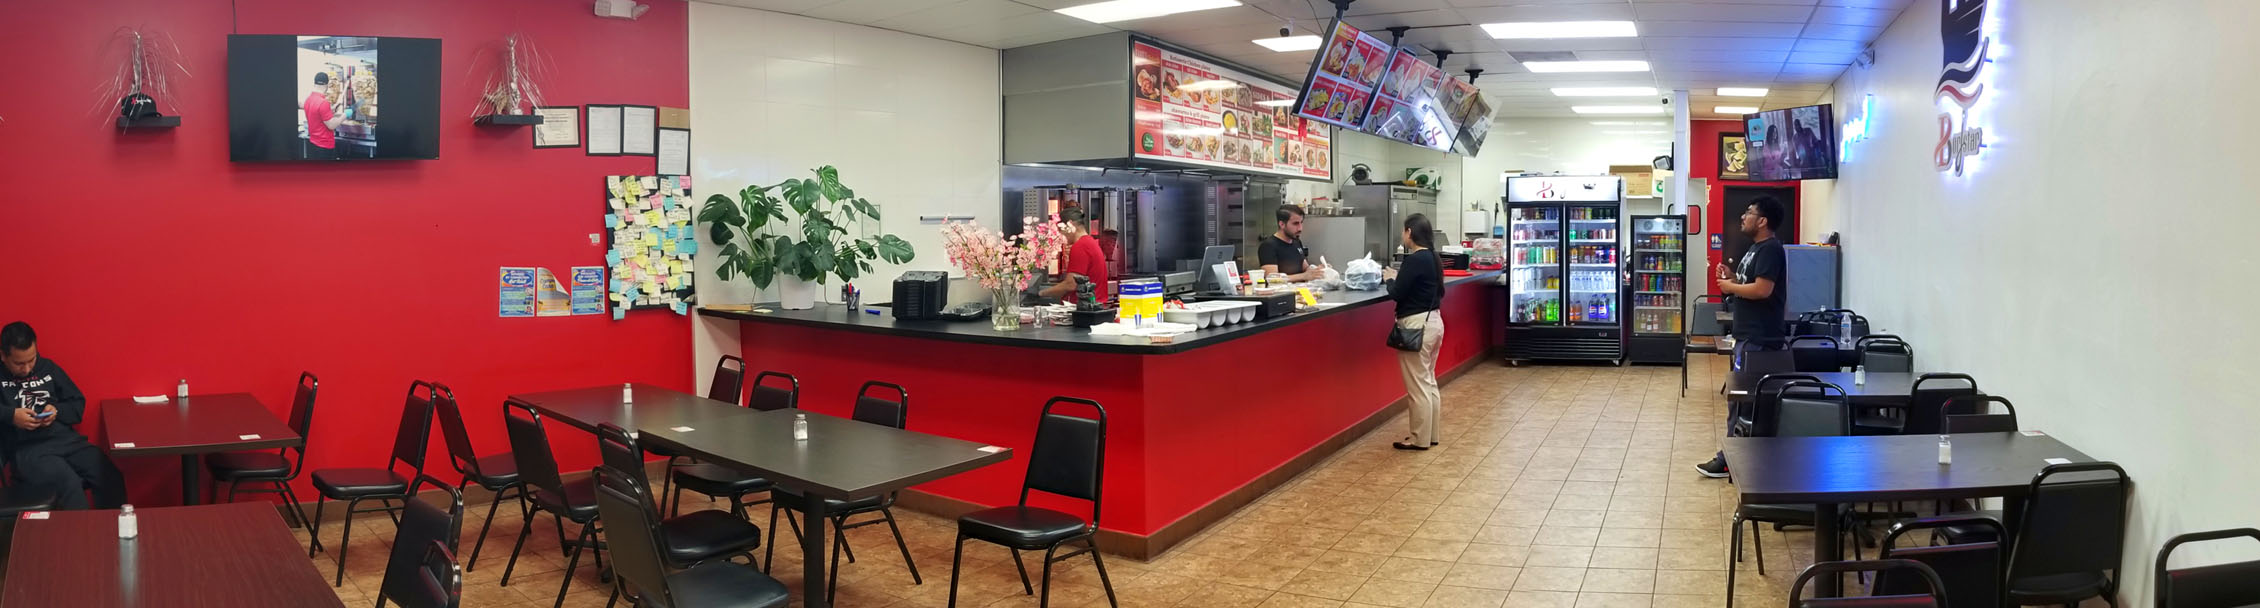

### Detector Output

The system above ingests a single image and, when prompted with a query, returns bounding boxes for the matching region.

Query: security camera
[1659,97,1671,105]
[1280,27,1291,37]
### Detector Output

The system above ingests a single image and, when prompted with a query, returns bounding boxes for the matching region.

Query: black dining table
[2,501,343,607]
[1725,370,1921,406]
[509,383,1012,608]
[100,393,305,505]
[1723,431,2095,595]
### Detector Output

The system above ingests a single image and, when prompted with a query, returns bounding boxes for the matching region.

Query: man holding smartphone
[1693,197,1789,479]
[2,322,125,509]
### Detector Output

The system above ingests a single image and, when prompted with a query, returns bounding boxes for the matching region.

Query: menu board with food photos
[1361,48,1457,151]
[1131,39,1331,180]
[1296,19,1390,130]
[1450,83,1494,155]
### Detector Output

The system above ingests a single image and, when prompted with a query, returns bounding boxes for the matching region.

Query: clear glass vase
[991,288,1021,331]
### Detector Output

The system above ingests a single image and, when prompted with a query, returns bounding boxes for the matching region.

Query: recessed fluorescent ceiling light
[1716,106,1760,114]
[1255,99,1295,107]
[1252,35,1322,52]
[1523,60,1649,73]
[1551,87,1657,97]
[1056,0,1240,24]
[1572,105,1667,115]
[1482,21,1637,39]
[1716,87,1769,97]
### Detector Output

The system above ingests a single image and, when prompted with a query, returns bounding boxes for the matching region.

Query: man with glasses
[1695,197,1788,478]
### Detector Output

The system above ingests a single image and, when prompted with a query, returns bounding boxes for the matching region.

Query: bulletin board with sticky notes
[604,175,698,317]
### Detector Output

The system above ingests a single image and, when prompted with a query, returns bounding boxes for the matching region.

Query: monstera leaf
[696,166,916,289]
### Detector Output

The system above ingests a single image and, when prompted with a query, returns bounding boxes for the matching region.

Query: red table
[2,502,344,607]
[99,393,303,505]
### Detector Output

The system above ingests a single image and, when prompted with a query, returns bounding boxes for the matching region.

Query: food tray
[1160,301,1259,328]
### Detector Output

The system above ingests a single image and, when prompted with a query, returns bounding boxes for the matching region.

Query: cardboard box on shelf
[1609,165,1655,198]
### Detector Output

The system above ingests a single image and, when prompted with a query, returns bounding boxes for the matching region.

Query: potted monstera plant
[697,166,915,309]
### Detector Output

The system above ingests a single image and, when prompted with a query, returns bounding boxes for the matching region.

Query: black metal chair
[375,474,463,608]
[1728,381,1858,608]
[591,466,790,608]
[595,422,765,569]
[1788,335,1845,373]
[667,371,795,535]
[498,398,604,608]
[1856,336,1913,374]
[948,397,1120,608]
[2156,528,2260,608]
[1876,516,2004,608]
[1941,395,2018,434]
[206,371,320,537]
[772,381,923,602]
[651,356,752,509]
[1684,295,1729,397]
[1858,373,1978,437]
[1999,462,2130,607]
[429,381,526,573]
[308,380,438,586]
[1795,309,1872,340]
[1732,373,1822,439]
[1790,559,1947,607]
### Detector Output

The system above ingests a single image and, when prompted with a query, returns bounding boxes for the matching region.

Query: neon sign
[1934,0,1997,176]
[1840,93,1873,163]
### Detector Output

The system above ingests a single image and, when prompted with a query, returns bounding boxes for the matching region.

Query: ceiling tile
[1450,4,1636,22]
[698,0,841,12]
[935,10,1113,45]
[1630,0,1819,5]
[1343,0,1454,16]
[1635,21,1807,38]
[1798,23,1884,40]
[1820,0,1912,8]
[1791,38,1866,52]
[1649,50,1791,63]
[871,0,1036,33]
[1809,6,1901,26]
[800,0,954,23]
[1777,62,1848,80]
[1109,6,1289,29]
[1343,9,1471,30]
[1490,38,1649,52]
[1786,50,1859,64]
[1448,0,1626,6]
[1641,36,1798,51]
[1632,3,1815,23]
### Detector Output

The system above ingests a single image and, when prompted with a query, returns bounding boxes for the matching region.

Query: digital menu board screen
[1294,19,1389,130]
[1360,48,1456,151]
[1131,39,1330,180]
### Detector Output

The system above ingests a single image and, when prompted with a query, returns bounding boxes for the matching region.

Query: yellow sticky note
[667,275,683,289]
[644,211,663,225]
[1296,288,1319,306]
[641,280,659,293]
[668,260,684,274]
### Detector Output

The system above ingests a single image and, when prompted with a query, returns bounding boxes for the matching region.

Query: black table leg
[800,497,831,608]
[2000,496,2024,546]
[1814,501,1841,596]
[181,455,200,505]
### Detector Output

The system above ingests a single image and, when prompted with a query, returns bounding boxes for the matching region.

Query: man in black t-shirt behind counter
[1257,205,1327,282]
[1694,196,1788,478]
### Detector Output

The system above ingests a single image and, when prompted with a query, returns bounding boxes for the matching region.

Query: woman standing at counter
[1386,214,1445,451]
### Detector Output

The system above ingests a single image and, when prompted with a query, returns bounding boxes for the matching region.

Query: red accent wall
[0,1,691,506]
[1688,119,1802,295]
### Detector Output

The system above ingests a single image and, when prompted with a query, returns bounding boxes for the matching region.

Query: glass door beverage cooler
[1627,215,1686,363]
[1502,176,1625,363]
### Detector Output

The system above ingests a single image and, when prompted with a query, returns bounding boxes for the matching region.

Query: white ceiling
[694,0,1912,118]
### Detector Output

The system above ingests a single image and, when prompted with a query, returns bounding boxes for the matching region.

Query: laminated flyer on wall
[535,268,573,317]
[569,266,607,315]
[499,267,537,317]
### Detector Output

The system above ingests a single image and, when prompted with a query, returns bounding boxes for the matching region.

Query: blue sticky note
[605,214,621,228]
[605,250,622,266]
[669,226,684,240]
[623,287,641,301]
[671,302,688,315]
[676,239,697,255]
[611,307,626,321]
[610,278,624,291]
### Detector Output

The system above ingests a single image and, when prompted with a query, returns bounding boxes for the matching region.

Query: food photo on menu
[1135,63,1163,102]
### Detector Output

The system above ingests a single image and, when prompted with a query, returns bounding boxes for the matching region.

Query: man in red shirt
[302,72,345,160]
[1040,207,1109,305]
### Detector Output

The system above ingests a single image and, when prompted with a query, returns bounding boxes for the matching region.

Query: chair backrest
[595,423,656,502]
[1942,395,2019,434]
[380,474,463,608]
[429,382,486,482]
[1021,397,1108,524]
[708,355,747,406]
[853,381,909,429]
[1771,381,1850,438]
[410,541,462,608]
[2157,528,2260,608]
[392,382,440,475]
[1858,339,1914,373]
[1742,373,1822,437]
[1878,516,2004,608]
[1787,335,1844,372]
[1902,373,1979,435]
[287,372,319,458]
[501,399,571,507]
[592,466,677,606]
[747,371,799,412]
[2007,462,2131,584]
[1792,559,1945,607]
[1689,295,1727,337]
[1735,339,1795,374]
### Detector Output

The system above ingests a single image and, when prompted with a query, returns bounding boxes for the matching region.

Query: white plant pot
[777,276,818,310]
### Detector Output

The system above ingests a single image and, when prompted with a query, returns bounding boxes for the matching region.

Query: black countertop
[699,271,1501,355]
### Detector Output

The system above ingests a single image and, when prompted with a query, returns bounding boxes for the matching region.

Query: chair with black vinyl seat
[1684,295,1729,397]
[771,381,924,602]
[592,466,790,608]
[651,356,752,510]
[206,371,320,538]
[1732,373,1821,439]
[1788,335,1845,373]
[1790,559,1948,608]
[1875,516,2004,608]
[595,422,764,571]
[498,398,604,608]
[948,396,1120,608]
[1998,462,2131,607]
[667,371,795,523]
[1728,381,1859,608]
[1856,335,1913,374]
[1941,395,2018,434]
[429,382,526,573]
[2156,528,2260,608]
[308,380,438,586]
[375,474,463,608]
[1858,373,1978,437]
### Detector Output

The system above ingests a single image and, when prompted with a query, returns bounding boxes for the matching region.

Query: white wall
[687,2,1002,382]
[1826,0,2260,602]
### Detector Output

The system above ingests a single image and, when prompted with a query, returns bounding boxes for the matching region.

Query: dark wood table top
[2,502,344,607]
[639,409,1013,500]
[1725,371,1920,404]
[509,384,759,434]
[1723,431,2096,504]
[98,393,303,457]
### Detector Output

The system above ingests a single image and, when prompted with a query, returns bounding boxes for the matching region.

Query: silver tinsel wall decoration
[93,27,192,125]
[469,33,552,118]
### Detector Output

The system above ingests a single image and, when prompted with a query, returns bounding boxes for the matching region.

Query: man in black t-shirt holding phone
[1695,197,1788,479]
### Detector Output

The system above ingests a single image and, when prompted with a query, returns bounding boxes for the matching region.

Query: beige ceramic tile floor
[289,355,2107,607]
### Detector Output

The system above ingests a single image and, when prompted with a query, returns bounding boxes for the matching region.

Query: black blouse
[1390,248,1443,319]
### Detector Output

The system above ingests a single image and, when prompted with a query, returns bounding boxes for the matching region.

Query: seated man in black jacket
[2,322,125,510]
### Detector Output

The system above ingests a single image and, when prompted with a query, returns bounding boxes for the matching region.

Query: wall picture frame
[1719,132,1751,181]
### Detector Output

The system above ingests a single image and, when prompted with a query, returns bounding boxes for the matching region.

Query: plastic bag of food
[1344,254,1385,291]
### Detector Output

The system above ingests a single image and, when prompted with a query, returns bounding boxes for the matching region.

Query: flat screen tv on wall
[1741,103,1836,181]
[227,35,441,162]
